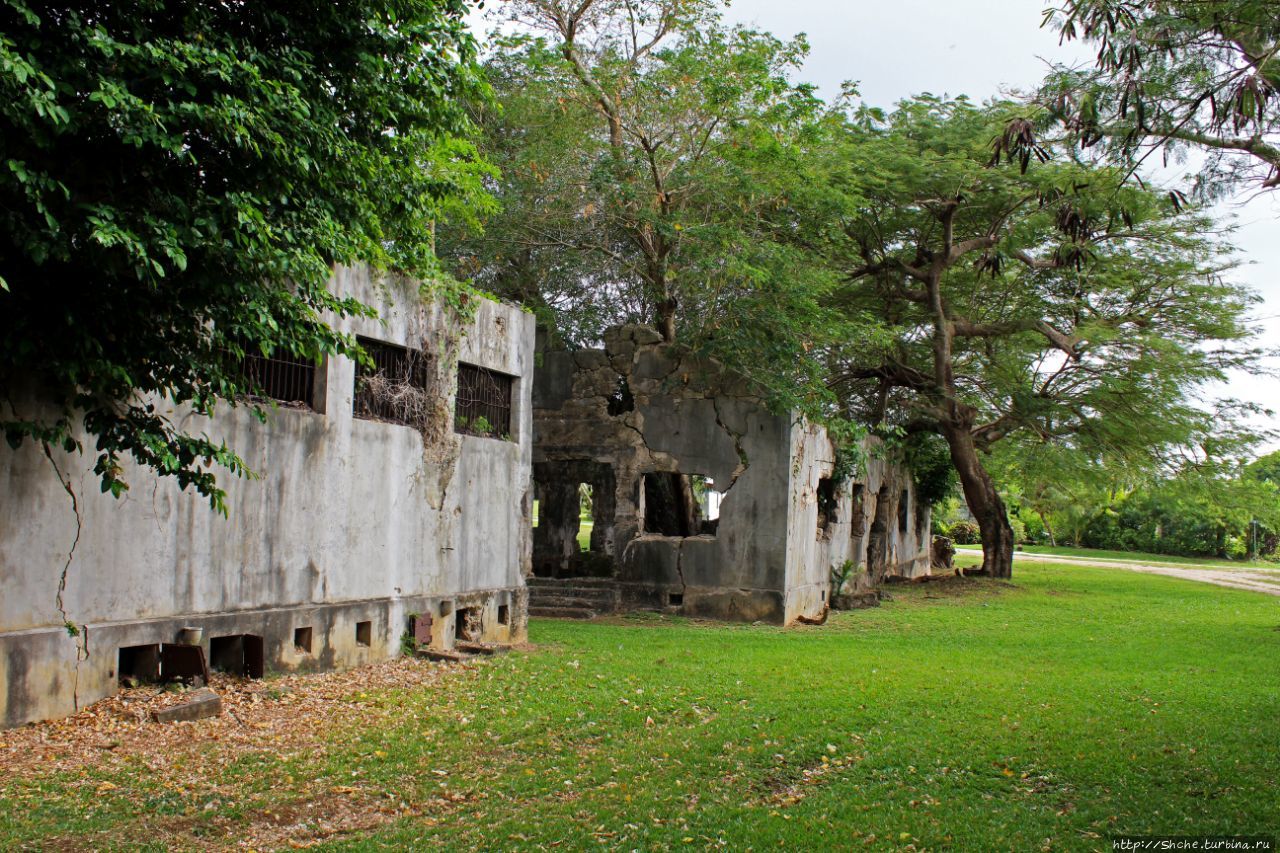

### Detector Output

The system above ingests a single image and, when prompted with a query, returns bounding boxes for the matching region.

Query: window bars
[352,337,433,425]
[238,343,317,409]
[455,363,514,440]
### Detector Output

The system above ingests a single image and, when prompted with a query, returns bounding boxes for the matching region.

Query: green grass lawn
[956,543,1280,571]
[3,559,1278,850]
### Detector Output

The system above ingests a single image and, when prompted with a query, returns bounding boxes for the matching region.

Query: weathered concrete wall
[0,265,535,727]
[532,325,931,626]
[532,327,795,622]
[785,428,932,623]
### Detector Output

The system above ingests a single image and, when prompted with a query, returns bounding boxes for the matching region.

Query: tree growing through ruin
[445,1,844,348]
[443,0,862,421]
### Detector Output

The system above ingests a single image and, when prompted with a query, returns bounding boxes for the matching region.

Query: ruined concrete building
[1,277,935,728]
[530,325,932,624]
[0,266,534,727]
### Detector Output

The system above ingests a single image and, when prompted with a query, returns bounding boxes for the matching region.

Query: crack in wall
[710,396,750,493]
[39,441,90,710]
[674,538,687,598]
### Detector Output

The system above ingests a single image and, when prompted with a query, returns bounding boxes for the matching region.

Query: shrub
[948,520,980,545]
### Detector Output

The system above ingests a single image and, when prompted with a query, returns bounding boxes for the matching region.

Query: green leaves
[1043,0,1280,198]
[0,0,488,507]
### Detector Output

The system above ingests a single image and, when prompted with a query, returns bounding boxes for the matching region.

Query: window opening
[455,363,514,439]
[817,478,838,536]
[235,340,317,409]
[353,336,433,424]
[644,473,723,536]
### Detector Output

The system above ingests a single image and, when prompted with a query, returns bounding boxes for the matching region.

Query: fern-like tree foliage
[1040,0,1280,199]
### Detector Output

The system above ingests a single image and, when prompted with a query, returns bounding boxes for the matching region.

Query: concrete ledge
[1,587,527,729]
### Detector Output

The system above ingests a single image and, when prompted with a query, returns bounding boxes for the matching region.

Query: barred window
[238,343,317,410]
[353,337,433,425]
[455,363,514,440]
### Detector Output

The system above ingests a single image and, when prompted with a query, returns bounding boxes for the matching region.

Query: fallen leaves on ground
[0,656,486,850]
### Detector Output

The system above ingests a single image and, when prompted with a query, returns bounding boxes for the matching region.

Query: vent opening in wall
[117,644,161,686]
[294,626,313,654]
[455,607,482,642]
[497,604,510,626]
[355,621,372,647]
[668,592,684,606]
[209,634,265,678]
[607,375,634,415]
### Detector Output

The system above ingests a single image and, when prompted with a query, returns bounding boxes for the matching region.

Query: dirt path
[1000,551,1280,597]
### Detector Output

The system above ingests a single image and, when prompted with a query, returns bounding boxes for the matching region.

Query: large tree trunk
[655,297,677,342]
[942,424,1015,578]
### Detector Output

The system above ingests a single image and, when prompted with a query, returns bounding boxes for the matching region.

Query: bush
[1018,511,1047,544]
[948,520,980,545]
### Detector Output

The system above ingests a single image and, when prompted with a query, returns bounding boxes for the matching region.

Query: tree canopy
[810,96,1261,576]
[1041,0,1280,198]
[0,0,490,510]
[440,0,858,418]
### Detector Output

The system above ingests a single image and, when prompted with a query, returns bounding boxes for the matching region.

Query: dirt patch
[895,574,1019,599]
[750,747,861,808]
[1008,553,1280,598]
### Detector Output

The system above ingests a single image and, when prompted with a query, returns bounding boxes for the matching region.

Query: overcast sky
[470,0,1280,448]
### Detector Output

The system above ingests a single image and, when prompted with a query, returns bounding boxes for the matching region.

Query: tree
[1080,465,1280,559]
[987,439,1131,547]
[443,0,859,415]
[0,1,491,510]
[1041,0,1280,198]
[815,96,1261,577]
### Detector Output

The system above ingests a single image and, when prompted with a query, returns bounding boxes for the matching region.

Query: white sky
[469,0,1279,447]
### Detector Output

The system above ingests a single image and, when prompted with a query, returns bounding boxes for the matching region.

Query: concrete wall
[0,265,535,727]
[532,326,797,622]
[532,325,931,626]
[784,428,932,623]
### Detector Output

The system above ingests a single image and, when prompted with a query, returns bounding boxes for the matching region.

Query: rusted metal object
[411,612,433,650]
[160,643,211,685]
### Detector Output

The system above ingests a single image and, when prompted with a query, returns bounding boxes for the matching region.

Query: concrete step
[528,585,619,601]
[529,587,618,602]
[528,606,598,620]
[526,594,609,610]
[416,648,475,663]
[526,576,617,588]
[455,641,512,657]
